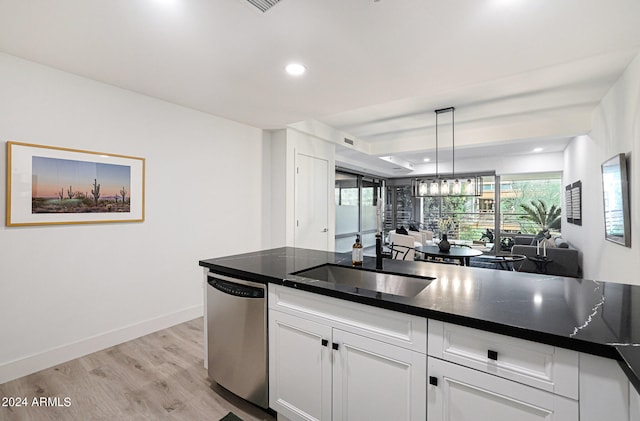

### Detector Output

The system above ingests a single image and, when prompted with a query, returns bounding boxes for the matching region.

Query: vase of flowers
[437,216,455,238]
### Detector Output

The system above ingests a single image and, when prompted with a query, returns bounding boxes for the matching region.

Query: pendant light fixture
[448,108,468,196]
[412,107,482,197]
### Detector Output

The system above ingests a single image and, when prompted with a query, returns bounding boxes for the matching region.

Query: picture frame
[601,153,631,247]
[565,181,582,226]
[6,141,145,226]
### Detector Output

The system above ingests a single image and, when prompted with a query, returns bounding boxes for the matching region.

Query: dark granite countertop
[199,247,640,393]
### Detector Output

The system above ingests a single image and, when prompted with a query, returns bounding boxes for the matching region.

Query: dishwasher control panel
[208,277,265,298]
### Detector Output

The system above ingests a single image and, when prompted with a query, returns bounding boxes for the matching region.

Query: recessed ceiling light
[492,0,522,6]
[153,0,179,7]
[285,63,306,76]
[533,147,543,153]
[423,158,430,162]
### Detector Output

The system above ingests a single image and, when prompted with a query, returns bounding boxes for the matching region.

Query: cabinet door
[631,381,640,421]
[269,310,332,421]
[579,353,629,421]
[428,357,578,421]
[332,330,426,421]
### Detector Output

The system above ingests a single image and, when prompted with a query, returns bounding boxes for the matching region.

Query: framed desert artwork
[6,141,145,226]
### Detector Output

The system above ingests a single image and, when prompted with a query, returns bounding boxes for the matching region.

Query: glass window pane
[361,180,380,231]
[499,174,562,236]
[421,176,495,242]
[334,172,383,252]
[335,173,359,236]
[394,186,414,230]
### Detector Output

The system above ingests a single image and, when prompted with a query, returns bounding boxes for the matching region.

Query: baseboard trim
[0,305,203,384]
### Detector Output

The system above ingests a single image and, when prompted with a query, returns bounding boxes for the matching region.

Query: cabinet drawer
[428,320,578,399]
[269,284,427,353]
[428,357,578,421]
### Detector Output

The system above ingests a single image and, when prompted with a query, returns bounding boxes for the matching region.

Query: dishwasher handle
[208,277,265,299]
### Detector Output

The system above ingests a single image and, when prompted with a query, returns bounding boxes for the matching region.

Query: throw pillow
[408,223,419,232]
[543,237,556,249]
[396,226,409,235]
[554,237,569,248]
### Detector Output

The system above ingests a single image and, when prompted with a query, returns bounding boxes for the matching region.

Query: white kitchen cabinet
[269,310,332,421]
[332,329,426,421]
[268,285,427,421]
[269,283,427,353]
[579,353,629,421]
[428,357,578,421]
[428,320,580,420]
[630,381,640,420]
[428,320,579,399]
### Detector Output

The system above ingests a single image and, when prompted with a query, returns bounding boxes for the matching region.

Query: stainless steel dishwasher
[207,273,268,409]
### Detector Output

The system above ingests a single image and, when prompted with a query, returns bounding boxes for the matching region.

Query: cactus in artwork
[120,187,127,203]
[58,188,64,200]
[91,179,101,205]
[67,186,74,199]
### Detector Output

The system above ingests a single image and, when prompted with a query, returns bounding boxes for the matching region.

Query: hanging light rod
[412,106,482,197]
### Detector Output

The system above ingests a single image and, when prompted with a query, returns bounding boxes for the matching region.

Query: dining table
[416,245,483,266]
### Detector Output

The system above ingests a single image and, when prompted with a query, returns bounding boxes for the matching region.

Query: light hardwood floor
[0,318,276,421]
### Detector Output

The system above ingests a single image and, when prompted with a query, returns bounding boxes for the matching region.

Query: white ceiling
[1,0,639,176]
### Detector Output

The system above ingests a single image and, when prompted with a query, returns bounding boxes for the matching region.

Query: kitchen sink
[292,264,434,298]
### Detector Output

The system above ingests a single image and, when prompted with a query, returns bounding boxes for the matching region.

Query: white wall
[0,53,270,382]
[563,52,640,284]
[269,128,336,251]
[269,129,294,247]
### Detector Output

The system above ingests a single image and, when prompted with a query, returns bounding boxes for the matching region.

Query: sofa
[388,229,434,247]
[511,235,581,278]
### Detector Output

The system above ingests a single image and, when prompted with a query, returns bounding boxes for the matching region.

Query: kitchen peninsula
[200,247,640,420]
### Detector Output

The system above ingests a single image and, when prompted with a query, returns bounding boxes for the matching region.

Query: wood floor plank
[0,317,275,421]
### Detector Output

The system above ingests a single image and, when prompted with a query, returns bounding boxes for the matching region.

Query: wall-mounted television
[601,153,630,247]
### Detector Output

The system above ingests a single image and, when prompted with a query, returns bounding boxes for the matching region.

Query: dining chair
[389,233,416,260]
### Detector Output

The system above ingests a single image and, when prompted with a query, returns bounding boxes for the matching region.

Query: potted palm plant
[519,200,561,232]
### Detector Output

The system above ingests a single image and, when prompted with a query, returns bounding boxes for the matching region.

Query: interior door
[295,152,329,250]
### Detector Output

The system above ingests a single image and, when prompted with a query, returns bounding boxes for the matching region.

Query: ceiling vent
[246,0,282,12]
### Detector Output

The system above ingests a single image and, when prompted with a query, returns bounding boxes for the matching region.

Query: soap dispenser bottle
[352,234,363,266]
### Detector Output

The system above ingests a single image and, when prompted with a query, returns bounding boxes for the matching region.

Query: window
[421,176,496,242]
[335,171,383,252]
[499,173,562,236]
[364,171,561,252]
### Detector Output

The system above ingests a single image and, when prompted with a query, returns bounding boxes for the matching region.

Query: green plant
[437,215,456,235]
[67,185,74,199]
[120,186,127,202]
[58,188,64,201]
[519,200,561,231]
